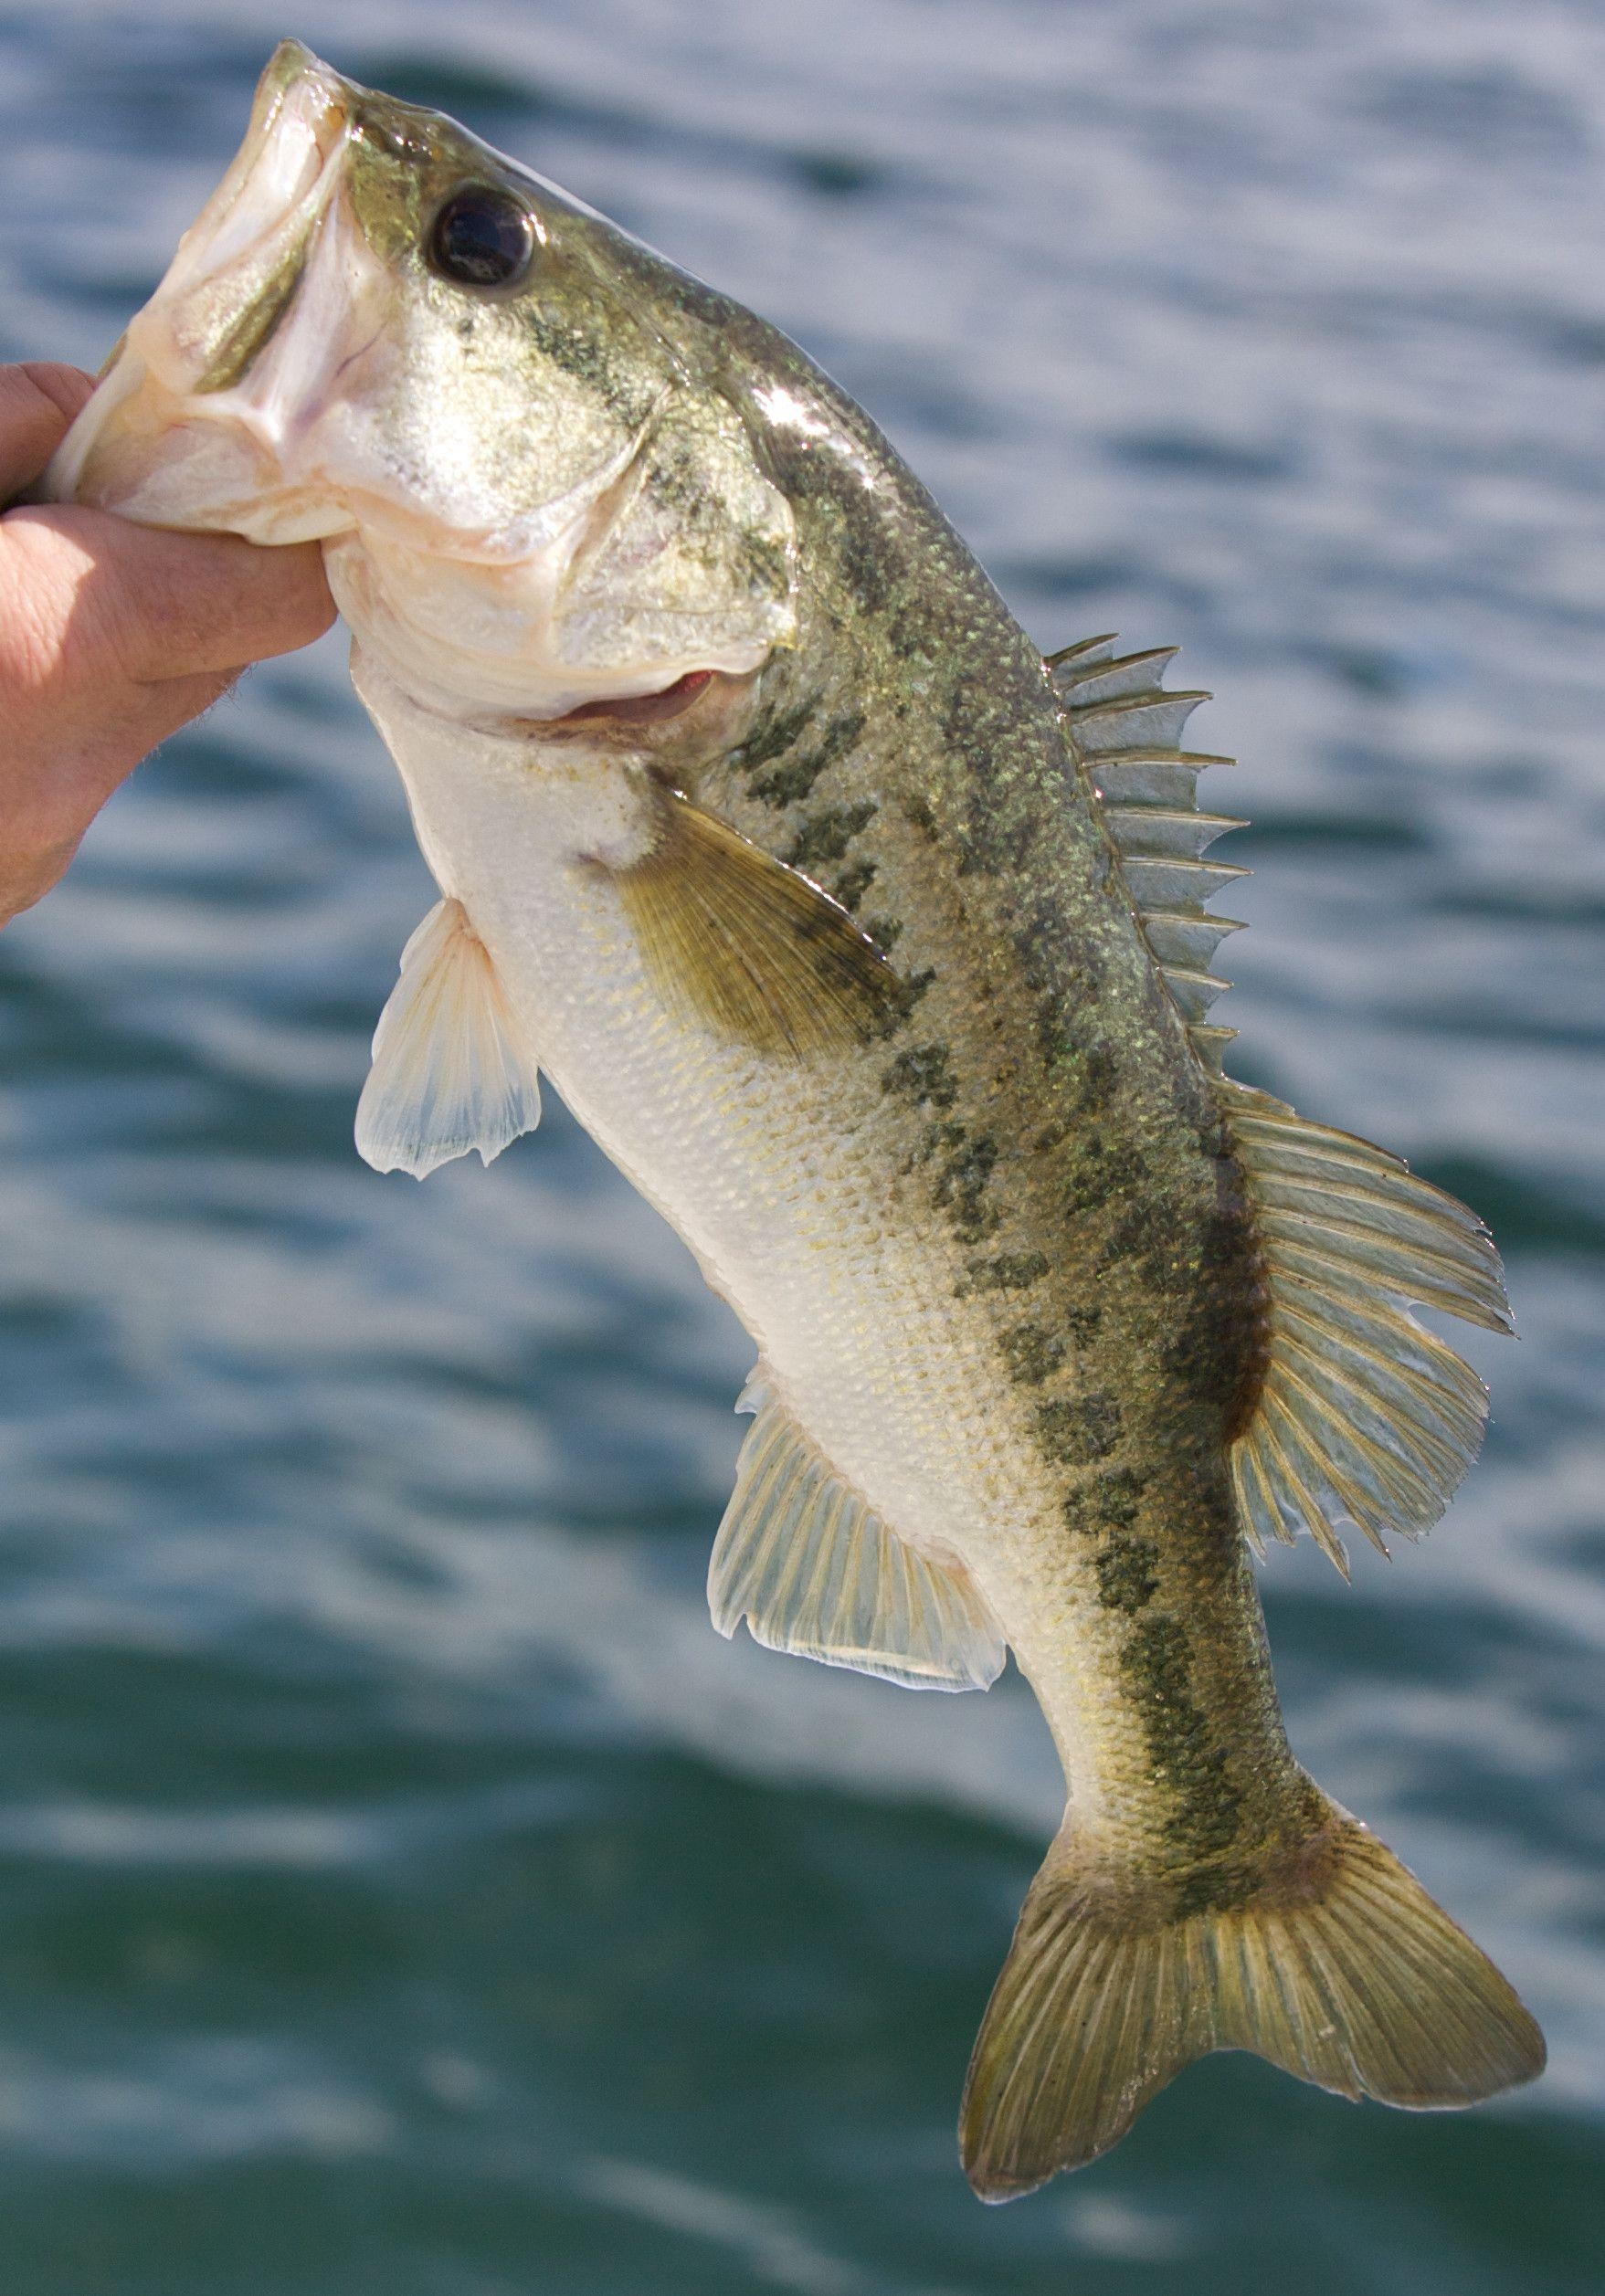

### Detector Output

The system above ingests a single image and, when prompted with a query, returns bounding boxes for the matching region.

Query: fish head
[47,41,797,720]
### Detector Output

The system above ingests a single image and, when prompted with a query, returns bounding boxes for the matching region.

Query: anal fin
[709,1375,1006,1690]
[355,897,541,1179]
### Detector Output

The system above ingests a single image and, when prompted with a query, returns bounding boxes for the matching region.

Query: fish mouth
[48,39,638,567]
[166,41,351,351]
[43,42,796,721]
[45,43,357,532]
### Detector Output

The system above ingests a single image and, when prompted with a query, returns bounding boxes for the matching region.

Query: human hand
[0,362,335,923]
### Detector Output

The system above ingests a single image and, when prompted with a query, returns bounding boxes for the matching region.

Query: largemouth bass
[43,43,1545,2194]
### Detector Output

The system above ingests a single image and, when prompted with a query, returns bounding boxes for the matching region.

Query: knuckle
[13,361,94,425]
[0,361,89,452]
[113,537,269,679]
[68,531,216,684]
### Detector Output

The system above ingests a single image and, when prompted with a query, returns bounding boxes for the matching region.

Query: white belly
[359,658,1064,1606]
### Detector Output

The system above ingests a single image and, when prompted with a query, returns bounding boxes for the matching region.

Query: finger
[0,363,98,502]
[0,653,238,874]
[119,665,240,752]
[0,831,85,928]
[3,503,335,682]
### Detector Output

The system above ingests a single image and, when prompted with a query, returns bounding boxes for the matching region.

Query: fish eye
[428,187,537,289]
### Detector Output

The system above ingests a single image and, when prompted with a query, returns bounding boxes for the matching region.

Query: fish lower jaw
[40,352,355,543]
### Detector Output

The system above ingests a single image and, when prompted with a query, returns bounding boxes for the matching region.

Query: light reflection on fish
[44,44,1545,2195]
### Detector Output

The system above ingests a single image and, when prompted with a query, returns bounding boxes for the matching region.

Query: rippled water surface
[2,2,1603,2289]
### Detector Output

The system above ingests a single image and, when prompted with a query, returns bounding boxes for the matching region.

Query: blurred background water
[1,0,1602,2288]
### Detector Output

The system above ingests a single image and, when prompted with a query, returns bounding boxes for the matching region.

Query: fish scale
[42,37,1545,2197]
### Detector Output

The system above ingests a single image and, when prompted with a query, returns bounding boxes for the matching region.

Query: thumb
[3,504,336,684]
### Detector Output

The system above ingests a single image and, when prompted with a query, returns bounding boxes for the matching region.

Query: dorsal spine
[1047,635,1245,1070]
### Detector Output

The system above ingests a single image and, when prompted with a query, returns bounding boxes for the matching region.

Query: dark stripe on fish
[1120,1608,1246,1869]
[193,235,310,395]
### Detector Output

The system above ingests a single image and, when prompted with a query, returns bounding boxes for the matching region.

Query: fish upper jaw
[41,50,361,537]
[153,44,352,379]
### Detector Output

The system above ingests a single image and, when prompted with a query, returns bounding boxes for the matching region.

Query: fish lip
[41,50,354,508]
[129,405,660,565]
[162,50,351,312]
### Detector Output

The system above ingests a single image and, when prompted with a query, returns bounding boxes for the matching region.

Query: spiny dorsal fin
[1047,637,1244,1069]
[613,786,902,1058]
[708,1373,1007,1690]
[1223,1082,1513,1576]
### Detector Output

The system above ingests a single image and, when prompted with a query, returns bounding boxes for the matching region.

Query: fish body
[44,45,1545,2192]
[356,484,1272,1841]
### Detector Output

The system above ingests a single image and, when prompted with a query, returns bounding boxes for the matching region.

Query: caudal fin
[959,1804,1545,2199]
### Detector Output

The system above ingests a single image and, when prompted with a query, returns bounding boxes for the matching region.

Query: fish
[42,42,1546,2195]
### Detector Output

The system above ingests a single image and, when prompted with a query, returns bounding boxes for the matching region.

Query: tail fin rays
[960,1806,1545,2199]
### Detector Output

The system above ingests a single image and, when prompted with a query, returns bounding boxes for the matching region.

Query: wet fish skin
[42,44,1545,2193]
[681,348,1306,1896]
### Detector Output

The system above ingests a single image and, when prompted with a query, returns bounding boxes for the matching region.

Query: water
[2,1,1602,2288]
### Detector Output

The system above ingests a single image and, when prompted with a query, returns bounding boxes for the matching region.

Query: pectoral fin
[709,1374,1007,1690]
[355,898,541,1179]
[614,788,901,1058]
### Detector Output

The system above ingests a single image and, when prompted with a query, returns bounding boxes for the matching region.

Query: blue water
[2,3,1602,2289]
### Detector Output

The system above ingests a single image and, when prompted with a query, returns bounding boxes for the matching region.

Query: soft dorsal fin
[708,1374,1007,1690]
[1224,1083,1512,1575]
[1047,634,1514,1576]
[1047,635,1245,1070]
[613,787,902,1058]
[355,897,542,1179]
